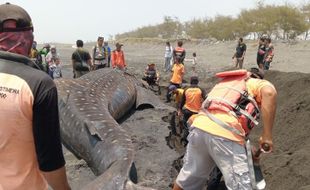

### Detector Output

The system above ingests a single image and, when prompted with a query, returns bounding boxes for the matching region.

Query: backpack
[201,70,260,136]
[93,45,106,60]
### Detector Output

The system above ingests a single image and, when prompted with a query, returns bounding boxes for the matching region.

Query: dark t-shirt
[0,51,65,172]
[257,45,266,64]
[236,43,247,58]
[71,48,91,62]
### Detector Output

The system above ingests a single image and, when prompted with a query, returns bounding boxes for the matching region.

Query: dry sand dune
[56,40,310,190]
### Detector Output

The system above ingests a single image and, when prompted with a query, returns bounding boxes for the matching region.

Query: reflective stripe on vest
[174,47,185,56]
[94,46,105,60]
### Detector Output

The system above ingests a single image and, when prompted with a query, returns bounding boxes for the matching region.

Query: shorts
[176,127,252,190]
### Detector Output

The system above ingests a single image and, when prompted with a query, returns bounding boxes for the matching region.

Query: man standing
[111,42,126,70]
[263,37,274,70]
[92,36,107,70]
[104,41,111,67]
[232,37,247,69]
[173,40,186,64]
[257,37,266,69]
[71,40,92,78]
[38,43,51,73]
[29,41,38,60]
[173,68,277,190]
[29,40,44,70]
[164,41,173,72]
[0,3,70,190]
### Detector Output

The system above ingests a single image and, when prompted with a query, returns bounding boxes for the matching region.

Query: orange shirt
[111,50,126,69]
[0,73,47,190]
[191,78,276,144]
[170,63,184,84]
[184,87,204,113]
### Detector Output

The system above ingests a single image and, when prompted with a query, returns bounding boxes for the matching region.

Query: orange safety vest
[111,50,126,69]
[184,87,204,113]
[200,70,260,136]
[174,47,185,56]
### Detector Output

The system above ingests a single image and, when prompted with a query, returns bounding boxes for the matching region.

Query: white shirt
[51,65,62,78]
[192,57,197,65]
[165,45,173,58]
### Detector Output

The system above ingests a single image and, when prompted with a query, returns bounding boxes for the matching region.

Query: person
[191,52,198,72]
[166,56,185,102]
[71,39,92,78]
[104,41,111,67]
[111,42,126,70]
[263,37,274,70]
[38,43,51,73]
[164,41,173,72]
[29,40,45,71]
[178,76,206,144]
[173,40,186,64]
[257,37,266,69]
[29,40,39,60]
[173,68,277,190]
[171,86,185,109]
[50,57,62,79]
[142,63,160,85]
[46,45,60,78]
[0,2,71,190]
[232,37,247,69]
[92,36,107,70]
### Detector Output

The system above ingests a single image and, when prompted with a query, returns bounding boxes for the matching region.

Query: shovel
[246,140,270,190]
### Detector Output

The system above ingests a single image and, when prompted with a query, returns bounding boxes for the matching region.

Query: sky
[5,0,307,43]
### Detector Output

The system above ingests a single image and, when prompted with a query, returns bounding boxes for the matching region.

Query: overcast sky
[6,0,307,43]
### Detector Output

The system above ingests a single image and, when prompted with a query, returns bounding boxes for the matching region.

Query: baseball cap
[168,85,177,91]
[116,42,123,47]
[0,2,33,32]
[249,67,264,79]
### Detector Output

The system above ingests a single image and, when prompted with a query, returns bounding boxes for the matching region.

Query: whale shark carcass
[55,69,171,190]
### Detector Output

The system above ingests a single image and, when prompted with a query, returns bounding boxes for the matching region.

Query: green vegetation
[115,3,310,40]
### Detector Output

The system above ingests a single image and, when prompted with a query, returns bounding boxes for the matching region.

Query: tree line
[115,3,310,41]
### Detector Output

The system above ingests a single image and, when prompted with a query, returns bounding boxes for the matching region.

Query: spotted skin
[56,69,163,190]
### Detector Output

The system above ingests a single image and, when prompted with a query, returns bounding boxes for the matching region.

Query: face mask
[0,30,33,56]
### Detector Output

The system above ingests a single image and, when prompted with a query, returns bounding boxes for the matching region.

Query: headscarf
[0,30,33,57]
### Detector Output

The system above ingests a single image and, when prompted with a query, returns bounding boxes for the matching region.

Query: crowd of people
[0,2,278,190]
[29,36,126,79]
[162,38,276,190]
[232,36,274,70]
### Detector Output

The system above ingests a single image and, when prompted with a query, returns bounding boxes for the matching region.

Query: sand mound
[255,71,310,190]
[165,70,310,190]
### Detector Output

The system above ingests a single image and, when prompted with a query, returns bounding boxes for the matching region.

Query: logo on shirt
[0,86,20,99]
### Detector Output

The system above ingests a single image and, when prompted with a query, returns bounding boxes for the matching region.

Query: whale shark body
[56,69,169,190]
